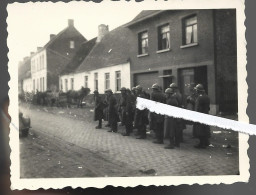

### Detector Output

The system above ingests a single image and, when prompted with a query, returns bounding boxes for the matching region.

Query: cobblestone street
[19,103,239,178]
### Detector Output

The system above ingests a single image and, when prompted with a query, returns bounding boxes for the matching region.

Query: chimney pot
[30,52,35,56]
[50,34,56,40]
[96,24,109,43]
[68,19,74,27]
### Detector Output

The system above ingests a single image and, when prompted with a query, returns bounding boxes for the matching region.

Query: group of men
[93,82,211,149]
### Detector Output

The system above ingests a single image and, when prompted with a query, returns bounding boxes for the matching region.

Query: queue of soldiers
[93,82,211,149]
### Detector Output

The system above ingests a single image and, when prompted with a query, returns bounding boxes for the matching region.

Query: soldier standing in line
[134,85,149,139]
[106,89,119,133]
[103,89,110,127]
[186,84,198,138]
[131,87,137,130]
[93,90,104,129]
[194,84,211,149]
[170,83,185,144]
[122,89,136,136]
[164,88,179,149]
[118,87,127,126]
[150,84,166,144]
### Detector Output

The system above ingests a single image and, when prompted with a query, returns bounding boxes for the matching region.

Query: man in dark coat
[150,84,166,144]
[194,84,211,149]
[134,85,149,139]
[118,87,127,126]
[106,89,119,133]
[122,89,136,136]
[164,88,179,149]
[93,90,104,129]
[170,83,185,143]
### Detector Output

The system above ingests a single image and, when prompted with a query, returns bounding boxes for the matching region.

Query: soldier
[194,84,211,149]
[103,89,110,127]
[93,90,104,129]
[118,87,127,126]
[105,89,119,133]
[134,85,149,139]
[170,83,185,143]
[164,88,179,149]
[150,84,166,144]
[131,87,137,97]
[186,85,198,138]
[122,89,136,136]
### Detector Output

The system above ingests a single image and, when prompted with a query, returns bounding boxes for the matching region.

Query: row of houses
[18,9,237,115]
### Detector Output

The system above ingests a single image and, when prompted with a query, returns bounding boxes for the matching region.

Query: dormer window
[70,41,75,49]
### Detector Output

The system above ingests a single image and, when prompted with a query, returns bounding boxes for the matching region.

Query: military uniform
[123,92,136,136]
[194,92,211,148]
[186,92,198,137]
[94,94,104,128]
[134,91,149,138]
[118,93,127,126]
[108,94,119,132]
[150,89,166,143]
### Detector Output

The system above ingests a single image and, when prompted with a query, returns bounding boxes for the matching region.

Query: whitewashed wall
[71,62,131,94]
[31,50,47,92]
[59,74,75,92]
[23,78,32,92]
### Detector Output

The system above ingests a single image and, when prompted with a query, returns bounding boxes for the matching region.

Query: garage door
[134,72,159,92]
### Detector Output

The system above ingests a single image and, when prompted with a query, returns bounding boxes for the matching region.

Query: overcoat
[134,92,149,127]
[150,91,166,130]
[94,95,104,121]
[194,93,211,137]
[108,94,119,124]
[164,96,178,138]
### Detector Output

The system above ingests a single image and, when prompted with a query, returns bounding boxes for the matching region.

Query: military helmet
[120,87,126,91]
[136,85,142,90]
[165,88,174,94]
[194,84,205,92]
[105,89,113,93]
[93,90,99,94]
[169,83,178,89]
[151,83,160,90]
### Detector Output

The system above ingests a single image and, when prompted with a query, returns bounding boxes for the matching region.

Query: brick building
[30,19,86,92]
[125,9,237,114]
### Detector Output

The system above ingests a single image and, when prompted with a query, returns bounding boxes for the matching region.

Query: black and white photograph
[7,0,249,189]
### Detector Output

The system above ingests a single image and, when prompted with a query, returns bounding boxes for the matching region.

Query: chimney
[96,24,109,43]
[23,56,29,61]
[68,19,74,27]
[37,47,42,51]
[50,34,56,40]
[30,52,35,56]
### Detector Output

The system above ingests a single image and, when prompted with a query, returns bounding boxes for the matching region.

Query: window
[158,24,170,50]
[42,54,44,69]
[70,41,75,49]
[94,73,98,90]
[84,76,88,88]
[40,78,42,91]
[105,73,110,90]
[116,71,121,91]
[138,31,148,55]
[183,15,198,45]
[60,79,63,90]
[70,78,74,90]
[33,79,35,91]
[65,79,68,91]
[37,78,39,91]
[42,77,44,91]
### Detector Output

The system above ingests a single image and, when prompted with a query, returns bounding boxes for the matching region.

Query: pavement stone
[19,103,239,176]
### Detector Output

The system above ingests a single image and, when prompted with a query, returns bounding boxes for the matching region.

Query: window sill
[180,42,198,49]
[156,48,171,54]
[137,53,149,58]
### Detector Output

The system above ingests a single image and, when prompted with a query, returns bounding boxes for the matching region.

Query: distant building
[60,25,133,94]
[30,19,86,92]
[18,56,32,94]
[125,10,237,114]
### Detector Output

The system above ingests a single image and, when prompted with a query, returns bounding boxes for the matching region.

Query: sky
[7,1,143,68]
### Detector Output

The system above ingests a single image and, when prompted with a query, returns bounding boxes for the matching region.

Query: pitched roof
[33,25,86,56]
[60,38,97,75]
[124,10,166,27]
[75,26,135,73]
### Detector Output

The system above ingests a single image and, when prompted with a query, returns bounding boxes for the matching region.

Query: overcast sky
[7,1,143,67]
